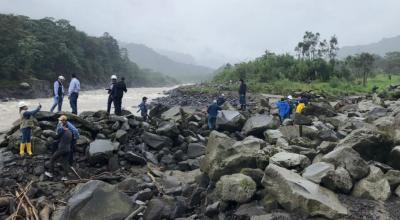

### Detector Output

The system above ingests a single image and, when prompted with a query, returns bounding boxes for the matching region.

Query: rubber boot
[26,142,33,156]
[19,143,26,156]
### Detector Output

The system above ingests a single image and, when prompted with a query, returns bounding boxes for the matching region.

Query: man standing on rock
[114,76,127,115]
[107,75,118,114]
[50,75,65,112]
[207,100,222,130]
[239,79,247,110]
[68,74,80,115]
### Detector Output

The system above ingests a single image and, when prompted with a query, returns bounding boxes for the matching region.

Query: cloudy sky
[1,0,399,68]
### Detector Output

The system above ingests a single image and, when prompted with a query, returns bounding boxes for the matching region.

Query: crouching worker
[18,102,41,156]
[47,116,73,179]
[56,115,79,165]
[137,97,149,121]
[207,100,222,130]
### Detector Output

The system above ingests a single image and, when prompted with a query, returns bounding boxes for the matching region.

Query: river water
[0,86,175,132]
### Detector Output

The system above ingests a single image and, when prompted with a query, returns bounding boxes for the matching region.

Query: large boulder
[389,146,400,170]
[269,152,310,171]
[87,139,119,165]
[187,143,206,159]
[216,110,246,131]
[321,147,370,181]
[115,129,128,144]
[59,180,133,220]
[216,173,256,203]
[264,129,283,144]
[142,132,173,150]
[352,165,391,201]
[161,106,182,122]
[365,107,388,122]
[338,128,393,163]
[143,196,183,220]
[302,162,335,184]
[384,169,400,189]
[293,113,312,125]
[321,167,353,194]
[242,115,280,136]
[200,131,267,181]
[302,102,337,117]
[262,164,348,219]
[156,121,180,138]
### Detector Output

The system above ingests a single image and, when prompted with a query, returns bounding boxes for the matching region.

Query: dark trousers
[114,97,122,115]
[208,116,217,130]
[50,96,63,112]
[50,149,70,176]
[69,139,76,165]
[69,92,79,115]
[107,95,113,114]
[239,94,246,110]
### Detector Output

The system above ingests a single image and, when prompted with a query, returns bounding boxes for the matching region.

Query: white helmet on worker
[111,75,117,80]
[287,95,293,100]
[58,75,65,80]
[18,101,27,108]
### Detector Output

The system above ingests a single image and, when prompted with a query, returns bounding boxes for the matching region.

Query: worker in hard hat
[106,75,117,114]
[18,101,41,156]
[207,100,222,130]
[50,75,65,112]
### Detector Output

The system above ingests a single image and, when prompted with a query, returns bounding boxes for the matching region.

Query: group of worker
[206,79,309,130]
[50,74,81,114]
[276,95,308,124]
[18,101,79,179]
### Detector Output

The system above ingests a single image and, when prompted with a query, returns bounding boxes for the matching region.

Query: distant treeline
[214,31,400,87]
[0,14,178,87]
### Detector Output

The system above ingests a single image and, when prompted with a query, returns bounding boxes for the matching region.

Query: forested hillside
[213,31,400,95]
[120,42,215,83]
[0,14,177,92]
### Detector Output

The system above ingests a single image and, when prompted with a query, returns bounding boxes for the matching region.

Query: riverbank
[0,85,400,219]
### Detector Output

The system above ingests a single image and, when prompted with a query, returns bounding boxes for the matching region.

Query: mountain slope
[120,42,215,82]
[338,35,400,58]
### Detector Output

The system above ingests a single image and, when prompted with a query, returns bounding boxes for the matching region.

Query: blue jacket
[57,121,80,140]
[54,80,64,98]
[276,101,290,118]
[217,96,225,106]
[137,101,148,116]
[207,103,222,118]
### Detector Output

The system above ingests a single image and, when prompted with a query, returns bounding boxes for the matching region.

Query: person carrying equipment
[18,102,41,156]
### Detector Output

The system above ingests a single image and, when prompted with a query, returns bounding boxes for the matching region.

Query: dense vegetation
[214,31,400,95]
[0,14,178,88]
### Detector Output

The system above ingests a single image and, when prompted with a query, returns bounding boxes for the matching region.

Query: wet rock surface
[1,86,400,219]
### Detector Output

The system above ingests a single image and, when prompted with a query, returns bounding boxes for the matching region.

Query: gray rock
[143,196,182,220]
[321,147,370,181]
[302,162,334,184]
[317,141,336,154]
[234,201,267,217]
[115,129,128,144]
[321,167,353,194]
[338,128,393,163]
[302,102,337,117]
[87,139,119,165]
[32,137,48,154]
[42,129,57,138]
[384,169,400,189]
[161,106,182,122]
[241,168,265,185]
[187,143,206,159]
[250,212,292,220]
[264,129,283,144]
[216,173,257,203]
[142,132,173,150]
[365,107,388,122]
[270,152,311,171]
[60,180,133,220]
[262,164,348,219]
[389,146,400,170]
[156,121,180,138]
[352,165,391,201]
[124,151,146,165]
[293,113,312,125]
[242,114,280,136]
[216,110,246,131]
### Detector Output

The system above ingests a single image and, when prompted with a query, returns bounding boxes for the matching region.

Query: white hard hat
[287,95,293,100]
[111,75,117,80]
[213,100,217,103]
[18,101,27,108]
[58,75,65,80]
[221,93,225,96]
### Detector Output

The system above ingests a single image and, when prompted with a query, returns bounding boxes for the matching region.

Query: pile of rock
[1,90,400,219]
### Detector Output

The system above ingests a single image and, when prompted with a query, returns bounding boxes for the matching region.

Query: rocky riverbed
[0,86,400,220]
